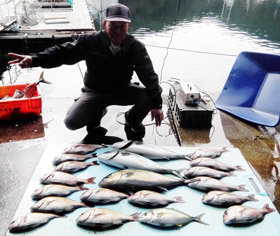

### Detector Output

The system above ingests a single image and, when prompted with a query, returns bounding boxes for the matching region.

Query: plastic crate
[0,83,42,120]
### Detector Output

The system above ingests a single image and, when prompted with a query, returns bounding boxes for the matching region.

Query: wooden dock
[0,0,95,74]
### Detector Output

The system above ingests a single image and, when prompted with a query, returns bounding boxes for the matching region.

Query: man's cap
[105,3,131,23]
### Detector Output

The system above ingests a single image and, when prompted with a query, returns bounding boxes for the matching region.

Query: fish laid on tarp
[185,176,248,192]
[189,147,228,160]
[80,188,129,204]
[8,212,61,233]
[190,157,244,172]
[76,208,139,229]
[97,149,183,178]
[40,171,95,186]
[53,154,96,165]
[31,196,87,214]
[139,208,208,227]
[99,169,188,192]
[54,160,99,173]
[32,184,88,200]
[223,204,275,225]
[128,190,184,207]
[202,190,258,207]
[63,144,105,155]
[180,166,234,179]
[112,140,188,160]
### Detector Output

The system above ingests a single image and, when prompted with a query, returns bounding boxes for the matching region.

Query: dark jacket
[32,31,162,109]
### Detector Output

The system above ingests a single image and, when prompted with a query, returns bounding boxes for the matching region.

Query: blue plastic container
[216,51,280,126]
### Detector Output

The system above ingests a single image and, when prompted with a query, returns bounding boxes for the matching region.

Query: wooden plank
[19,0,94,32]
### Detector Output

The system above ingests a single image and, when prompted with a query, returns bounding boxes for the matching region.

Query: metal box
[168,83,214,128]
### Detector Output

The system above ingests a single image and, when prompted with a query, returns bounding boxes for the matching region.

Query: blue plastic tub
[216,51,280,127]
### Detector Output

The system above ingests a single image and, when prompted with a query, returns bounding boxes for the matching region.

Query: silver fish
[76,208,139,229]
[202,191,258,207]
[185,176,248,192]
[52,154,96,165]
[139,208,208,227]
[189,147,228,160]
[112,140,188,160]
[223,204,275,225]
[31,184,88,200]
[8,212,61,232]
[99,169,187,192]
[128,190,184,207]
[97,149,182,178]
[63,144,105,155]
[80,188,129,204]
[180,166,234,179]
[190,157,244,172]
[13,89,25,98]
[54,160,99,173]
[40,171,95,186]
[31,196,87,214]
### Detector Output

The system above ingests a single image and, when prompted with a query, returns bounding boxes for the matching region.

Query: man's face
[104,21,129,46]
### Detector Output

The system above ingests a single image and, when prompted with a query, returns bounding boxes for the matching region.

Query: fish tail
[184,154,192,160]
[194,213,208,225]
[263,204,276,213]
[130,212,141,221]
[184,178,198,185]
[238,184,249,192]
[228,171,236,176]
[172,170,185,179]
[247,194,257,202]
[174,196,185,203]
[222,147,228,152]
[91,161,100,166]
[235,165,245,171]
[78,184,89,191]
[87,177,96,184]
[37,71,51,84]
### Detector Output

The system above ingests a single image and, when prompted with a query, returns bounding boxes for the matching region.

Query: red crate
[0,83,42,120]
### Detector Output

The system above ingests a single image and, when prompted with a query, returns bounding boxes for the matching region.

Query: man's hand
[8,53,32,68]
[151,109,164,126]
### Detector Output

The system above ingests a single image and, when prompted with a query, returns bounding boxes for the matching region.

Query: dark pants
[64,83,151,131]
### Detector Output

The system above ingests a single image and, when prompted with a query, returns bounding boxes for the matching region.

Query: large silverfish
[99,169,189,192]
[97,149,183,178]
[112,140,189,160]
